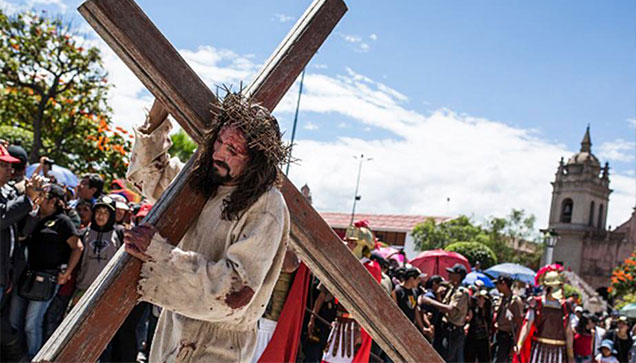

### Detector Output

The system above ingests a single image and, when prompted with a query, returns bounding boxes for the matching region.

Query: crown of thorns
[214,92,290,165]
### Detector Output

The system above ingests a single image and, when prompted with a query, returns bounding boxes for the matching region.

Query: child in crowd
[595,339,619,363]
[71,196,123,306]
[75,199,93,229]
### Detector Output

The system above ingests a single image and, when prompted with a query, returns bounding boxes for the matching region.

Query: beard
[209,161,233,185]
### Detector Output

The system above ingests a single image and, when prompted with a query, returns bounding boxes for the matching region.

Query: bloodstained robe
[126,120,290,362]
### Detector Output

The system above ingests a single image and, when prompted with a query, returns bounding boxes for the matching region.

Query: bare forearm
[422,297,451,313]
[67,247,83,274]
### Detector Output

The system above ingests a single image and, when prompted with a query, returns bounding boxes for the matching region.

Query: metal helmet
[345,221,375,259]
[541,270,565,299]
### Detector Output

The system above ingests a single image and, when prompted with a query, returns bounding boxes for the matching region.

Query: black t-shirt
[394,285,417,323]
[27,212,78,270]
[604,330,634,363]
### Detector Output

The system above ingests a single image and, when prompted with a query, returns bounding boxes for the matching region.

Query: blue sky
[2,0,635,229]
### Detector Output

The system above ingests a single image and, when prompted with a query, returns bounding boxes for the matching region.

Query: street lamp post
[350,154,372,225]
[543,228,559,265]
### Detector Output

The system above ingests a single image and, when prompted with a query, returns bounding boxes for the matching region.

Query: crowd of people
[1,141,155,362]
[297,221,635,363]
[1,135,635,363]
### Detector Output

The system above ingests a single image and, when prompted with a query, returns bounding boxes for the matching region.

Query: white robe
[127,120,290,362]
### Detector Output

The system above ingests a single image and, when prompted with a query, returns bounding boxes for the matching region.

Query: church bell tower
[547,126,612,272]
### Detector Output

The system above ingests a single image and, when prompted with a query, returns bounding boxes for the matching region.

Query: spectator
[419,275,444,344]
[9,184,83,359]
[603,316,633,363]
[72,173,104,208]
[7,144,28,195]
[464,289,492,363]
[419,263,470,362]
[1,145,43,302]
[134,202,153,226]
[72,196,123,306]
[493,274,524,363]
[75,199,93,229]
[108,194,131,228]
[596,339,619,363]
[575,313,595,363]
[594,315,608,358]
[391,267,426,332]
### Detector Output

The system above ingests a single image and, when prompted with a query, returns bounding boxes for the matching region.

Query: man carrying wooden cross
[123,92,291,362]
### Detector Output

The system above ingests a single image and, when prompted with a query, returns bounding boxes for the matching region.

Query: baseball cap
[0,145,20,163]
[7,145,28,166]
[446,263,468,277]
[574,306,583,313]
[94,195,117,212]
[135,203,153,218]
[108,193,130,211]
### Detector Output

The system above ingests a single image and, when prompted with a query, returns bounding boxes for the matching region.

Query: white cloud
[27,0,66,11]
[341,34,362,43]
[314,64,328,70]
[273,13,294,23]
[83,38,634,231]
[303,121,318,130]
[339,33,370,53]
[0,0,25,14]
[369,33,378,41]
[597,139,636,162]
[628,118,636,129]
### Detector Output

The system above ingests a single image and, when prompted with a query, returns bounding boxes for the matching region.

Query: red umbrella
[409,249,471,280]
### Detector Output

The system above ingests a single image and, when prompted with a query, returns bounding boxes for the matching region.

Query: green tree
[412,209,544,270]
[0,10,131,179]
[412,215,485,251]
[168,129,197,162]
[445,241,498,269]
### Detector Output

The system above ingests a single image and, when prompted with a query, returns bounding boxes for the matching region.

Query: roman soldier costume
[321,221,381,363]
[515,265,574,363]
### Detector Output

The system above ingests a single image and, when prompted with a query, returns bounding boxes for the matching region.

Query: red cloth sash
[258,263,311,363]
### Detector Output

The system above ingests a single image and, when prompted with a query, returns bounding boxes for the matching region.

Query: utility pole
[350,154,372,225]
[285,68,306,175]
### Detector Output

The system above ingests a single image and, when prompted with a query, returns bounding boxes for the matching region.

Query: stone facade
[547,127,635,290]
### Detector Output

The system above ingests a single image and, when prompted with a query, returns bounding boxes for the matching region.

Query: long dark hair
[189,95,284,220]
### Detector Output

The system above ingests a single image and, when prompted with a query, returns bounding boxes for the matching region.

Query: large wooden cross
[35,1,441,362]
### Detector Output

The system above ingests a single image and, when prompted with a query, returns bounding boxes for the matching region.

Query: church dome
[567,151,600,167]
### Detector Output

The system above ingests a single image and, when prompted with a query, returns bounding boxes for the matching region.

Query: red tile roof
[319,212,453,232]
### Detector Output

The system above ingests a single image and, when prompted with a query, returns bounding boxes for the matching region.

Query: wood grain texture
[79,0,216,143]
[35,0,352,361]
[35,0,442,361]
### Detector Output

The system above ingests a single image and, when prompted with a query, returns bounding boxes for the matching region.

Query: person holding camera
[8,184,83,359]
[1,145,48,303]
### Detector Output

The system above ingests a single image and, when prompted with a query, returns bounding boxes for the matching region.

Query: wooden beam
[36,0,443,361]
[34,0,352,361]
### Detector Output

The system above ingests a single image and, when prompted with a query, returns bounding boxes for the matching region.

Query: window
[588,201,595,226]
[561,198,573,223]
[597,204,604,229]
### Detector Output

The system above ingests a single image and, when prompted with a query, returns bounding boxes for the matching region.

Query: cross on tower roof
[581,125,592,152]
[34,1,441,362]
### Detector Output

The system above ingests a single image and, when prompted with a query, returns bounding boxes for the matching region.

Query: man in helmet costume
[514,266,574,363]
[307,220,381,363]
